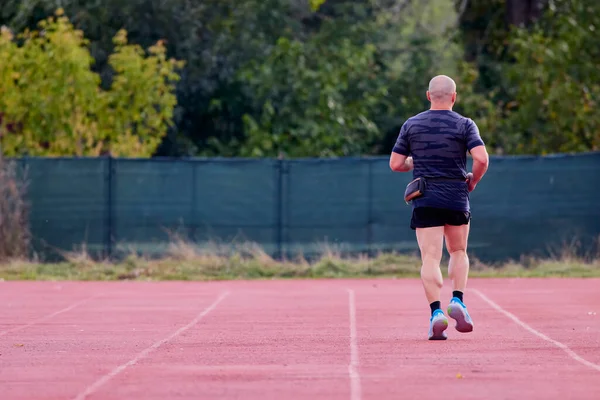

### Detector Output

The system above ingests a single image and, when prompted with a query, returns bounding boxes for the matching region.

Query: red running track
[1,278,599,400]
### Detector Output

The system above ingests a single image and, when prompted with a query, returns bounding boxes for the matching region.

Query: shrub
[0,156,30,261]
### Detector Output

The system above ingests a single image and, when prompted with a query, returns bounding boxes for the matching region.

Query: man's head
[427,75,457,109]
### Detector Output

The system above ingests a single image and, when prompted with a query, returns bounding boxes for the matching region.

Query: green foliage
[238,36,382,157]
[457,0,600,155]
[104,30,184,157]
[234,0,468,157]
[309,0,326,12]
[451,62,503,145]
[499,0,600,154]
[0,10,102,156]
[196,0,304,156]
[0,9,182,157]
[1,1,598,157]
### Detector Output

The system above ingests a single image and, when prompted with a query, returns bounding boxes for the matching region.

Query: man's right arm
[390,122,413,172]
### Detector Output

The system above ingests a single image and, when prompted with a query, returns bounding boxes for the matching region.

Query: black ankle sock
[430,301,441,316]
[453,291,464,302]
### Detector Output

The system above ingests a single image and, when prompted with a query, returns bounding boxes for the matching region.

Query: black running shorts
[410,207,471,230]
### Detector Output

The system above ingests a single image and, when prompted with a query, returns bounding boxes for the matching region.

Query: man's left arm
[390,123,414,172]
[465,119,489,190]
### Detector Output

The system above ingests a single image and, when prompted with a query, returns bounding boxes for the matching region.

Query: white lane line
[73,291,230,400]
[0,297,94,337]
[347,289,362,400]
[473,289,600,373]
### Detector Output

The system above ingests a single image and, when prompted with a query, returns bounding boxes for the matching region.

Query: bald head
[427,75,457,105]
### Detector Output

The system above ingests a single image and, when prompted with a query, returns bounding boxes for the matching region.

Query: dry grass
[0,236,598,281]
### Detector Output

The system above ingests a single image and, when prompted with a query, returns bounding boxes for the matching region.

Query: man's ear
[452,92,457,104]
[426,91,431,102]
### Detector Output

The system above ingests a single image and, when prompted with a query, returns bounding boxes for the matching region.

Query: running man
[389,75,489,340]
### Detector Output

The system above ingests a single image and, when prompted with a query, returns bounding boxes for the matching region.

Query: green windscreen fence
[20,152,600,263]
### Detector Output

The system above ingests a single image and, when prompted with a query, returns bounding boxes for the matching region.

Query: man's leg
[416,226,445,306]
[444,223,474,333]
[445,223,470,294]
[416,226,447,340]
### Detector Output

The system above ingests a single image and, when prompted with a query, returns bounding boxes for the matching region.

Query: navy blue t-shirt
[393,110,485,212]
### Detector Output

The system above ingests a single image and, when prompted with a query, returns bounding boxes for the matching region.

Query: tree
[1,0,203,155]
[237,36,383,157]
[498,0,600,154]
[0,12,102,155]
[456,0,600,155]
[103,29,184,157]
[231,0,477,157]
[0,9,183,157]
[4,1,594,158]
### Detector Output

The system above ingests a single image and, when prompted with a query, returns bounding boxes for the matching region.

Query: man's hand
[466,172,477,192]
[405,156,414,171]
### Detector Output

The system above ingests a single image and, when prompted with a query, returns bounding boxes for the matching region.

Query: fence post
[367,159,374,257]
[275,159,283,260]
[105,156,114,258]
[285,161,293,260]
[190,161,197,242]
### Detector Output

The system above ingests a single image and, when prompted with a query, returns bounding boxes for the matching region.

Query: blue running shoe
[428,309,449,340]
[447,297,474,333]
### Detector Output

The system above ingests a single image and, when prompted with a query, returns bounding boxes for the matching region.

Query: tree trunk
[506,0,548,27]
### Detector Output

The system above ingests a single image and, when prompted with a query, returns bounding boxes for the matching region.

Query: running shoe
[428,309,449,340]
[447,297,474,333]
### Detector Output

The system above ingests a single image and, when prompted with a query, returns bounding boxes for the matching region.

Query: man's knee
[444,223,469,254]
[422,248,443,262]
[448,248,467,257]
[445,234,468,255]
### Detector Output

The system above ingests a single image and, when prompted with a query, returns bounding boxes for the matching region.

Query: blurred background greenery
[1,0,598,159]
